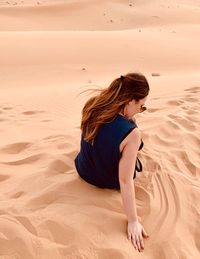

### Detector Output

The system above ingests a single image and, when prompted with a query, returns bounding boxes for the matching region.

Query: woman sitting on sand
[74,72,150,252]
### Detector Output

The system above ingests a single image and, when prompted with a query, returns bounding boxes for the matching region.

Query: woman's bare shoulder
[119,127,141,153]
[130,126,140,136]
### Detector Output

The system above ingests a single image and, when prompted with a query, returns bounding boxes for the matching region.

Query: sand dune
[0,0,200,30]
[0,0,200,258]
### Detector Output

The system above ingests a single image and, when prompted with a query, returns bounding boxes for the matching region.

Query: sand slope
[0,1,200,258]
[0,0,200,30]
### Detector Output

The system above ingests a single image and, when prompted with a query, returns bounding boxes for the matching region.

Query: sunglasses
[140,105,147,113]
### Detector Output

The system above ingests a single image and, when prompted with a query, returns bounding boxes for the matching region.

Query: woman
[74,72,150,252]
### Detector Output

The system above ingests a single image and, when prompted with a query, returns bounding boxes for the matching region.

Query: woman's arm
[118,128,149,252]
[118,127,141,222]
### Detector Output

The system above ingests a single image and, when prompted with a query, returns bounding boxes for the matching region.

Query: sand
[0,0,200,258]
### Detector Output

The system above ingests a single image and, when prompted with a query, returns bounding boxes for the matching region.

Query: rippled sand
[0,1,200,258]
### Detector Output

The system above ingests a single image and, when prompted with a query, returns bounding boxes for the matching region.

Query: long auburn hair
[80,72,150,145]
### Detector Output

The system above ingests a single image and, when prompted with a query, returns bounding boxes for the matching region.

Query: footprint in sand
[13,215,38,236]
[1,153,45,166]
[167,100,184,106]
[43,146,77,176]
[47,159,73,174]
[181,95,198,103]
[2,107,13,110]
[184,113,200,123]
[10,191,25,199]
[151,73,160,77]
[41,119,52,122]
[185,110,199,116]
[0,174,10,182]
[184,86,200,94]
[22,110,46,115]
[0,142,31,154]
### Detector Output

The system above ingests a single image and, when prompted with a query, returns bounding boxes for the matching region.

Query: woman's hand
[127,220,149,252]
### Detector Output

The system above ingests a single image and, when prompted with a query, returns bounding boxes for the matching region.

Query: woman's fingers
[142,227,149,238]
[135,236,142,252]
[131,236,138,251]
[139,235,144,250]
[129,235,143,252]
[128,234,137,250]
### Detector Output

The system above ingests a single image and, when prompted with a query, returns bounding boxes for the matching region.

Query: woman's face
[125,96,148,119]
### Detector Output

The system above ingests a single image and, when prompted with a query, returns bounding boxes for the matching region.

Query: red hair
[80,72,150,145]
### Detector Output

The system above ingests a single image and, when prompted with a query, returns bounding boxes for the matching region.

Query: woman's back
[74,114,142,189]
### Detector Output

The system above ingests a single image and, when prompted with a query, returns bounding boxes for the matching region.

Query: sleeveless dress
[74,114,144,190]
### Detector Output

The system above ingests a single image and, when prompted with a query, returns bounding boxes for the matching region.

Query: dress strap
[133,157,143,179]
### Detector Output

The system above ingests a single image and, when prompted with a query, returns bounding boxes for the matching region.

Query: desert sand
[0,0,200,258]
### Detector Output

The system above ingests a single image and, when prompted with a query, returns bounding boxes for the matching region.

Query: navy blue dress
[74,114,143,190]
